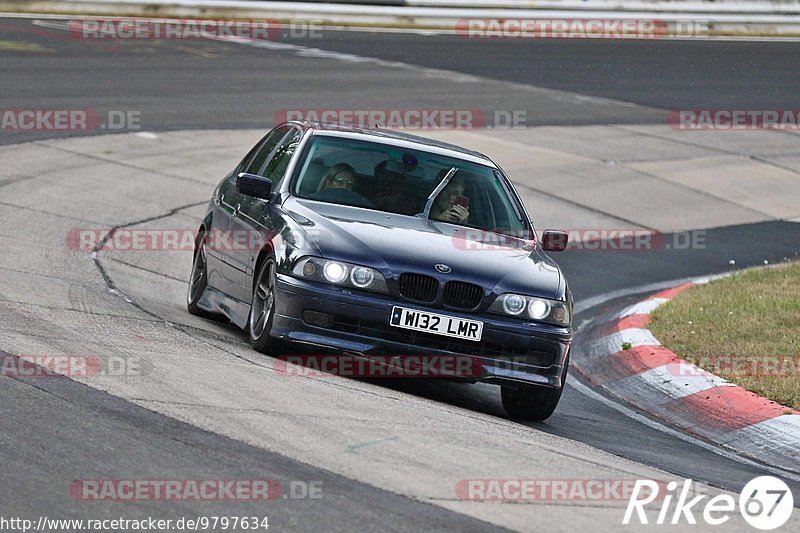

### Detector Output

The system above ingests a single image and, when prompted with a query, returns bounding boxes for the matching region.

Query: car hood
[284,198,563,300]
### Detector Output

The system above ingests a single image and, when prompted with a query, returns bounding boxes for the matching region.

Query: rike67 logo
[624,476,793,530]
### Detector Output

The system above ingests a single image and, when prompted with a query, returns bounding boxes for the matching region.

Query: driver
[310,163,373,208]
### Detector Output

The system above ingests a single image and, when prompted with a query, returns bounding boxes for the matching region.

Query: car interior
[292,137,530,237]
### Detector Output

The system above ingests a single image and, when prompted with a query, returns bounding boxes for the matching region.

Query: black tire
[501,383,564,421]
[501,353,569,421]
[187,230,213,318]
[249,255,277,354]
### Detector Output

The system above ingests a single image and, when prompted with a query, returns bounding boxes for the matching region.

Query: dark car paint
[194,121,572,388]
[283,198,565,302]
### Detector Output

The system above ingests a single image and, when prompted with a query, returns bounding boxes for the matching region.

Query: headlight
[490,293,570,326]
[502,294,526,315]
[528,299,550,319]
[323,261,347,283]
[292,256,388,294]
[350,266,374,288]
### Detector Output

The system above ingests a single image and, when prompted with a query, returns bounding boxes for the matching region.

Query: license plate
[389,306,483,342]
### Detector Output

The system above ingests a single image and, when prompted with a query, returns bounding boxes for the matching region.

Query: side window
[242,126,290,176]
[258,128,303,185]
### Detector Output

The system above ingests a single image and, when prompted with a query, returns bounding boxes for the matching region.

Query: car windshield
[292,134,532,237]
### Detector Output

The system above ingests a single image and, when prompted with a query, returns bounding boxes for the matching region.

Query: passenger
[430,170,470,225]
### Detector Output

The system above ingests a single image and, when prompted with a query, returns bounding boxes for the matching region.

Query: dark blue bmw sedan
[188,121,572,420]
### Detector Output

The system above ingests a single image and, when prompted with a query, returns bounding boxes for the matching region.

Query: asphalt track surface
[3,16,800,145]
[1,15,800,531]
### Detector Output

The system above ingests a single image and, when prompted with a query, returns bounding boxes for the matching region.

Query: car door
[227,126,303,302]
[204,173,238,291]
[215,126,291,300]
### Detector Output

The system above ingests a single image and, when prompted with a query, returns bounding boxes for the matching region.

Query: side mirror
[542,229,569,252]
[236,172,273,200]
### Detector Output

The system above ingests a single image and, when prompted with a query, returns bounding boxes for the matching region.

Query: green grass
[649,262,800,410]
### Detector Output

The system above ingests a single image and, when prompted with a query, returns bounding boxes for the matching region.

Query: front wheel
[501,383,564,421]
[249,256,277,354]
[502,352,569,421]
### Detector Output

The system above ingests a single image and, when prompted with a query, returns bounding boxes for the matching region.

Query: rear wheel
[249,256,277,354]
[187,230,212,317]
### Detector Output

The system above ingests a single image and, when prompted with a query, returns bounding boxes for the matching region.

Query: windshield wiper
[421,166,458,223]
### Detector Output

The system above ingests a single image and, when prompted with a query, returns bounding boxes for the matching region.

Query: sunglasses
[328,171,355,185]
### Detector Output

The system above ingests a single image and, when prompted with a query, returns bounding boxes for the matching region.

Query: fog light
[303,310,332,328]
[350,266,374,288]
[502,294,525,315]
[323,261,347,283]
[528,299,550,319]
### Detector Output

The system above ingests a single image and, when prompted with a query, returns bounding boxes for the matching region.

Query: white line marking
[590,328,660,354]
[202,34,652,109]
[619,298,668,317]
[573,269,799,480]
[567,378,800,482]
[633,364,734,399]
[719,416,800,474]
[30,18,70,30]
[208,34,516,84]
[575,272,733,315]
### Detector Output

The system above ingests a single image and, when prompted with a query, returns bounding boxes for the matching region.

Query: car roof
[288,121,498,169]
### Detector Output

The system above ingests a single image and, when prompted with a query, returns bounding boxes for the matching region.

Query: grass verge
[649,262,800,410]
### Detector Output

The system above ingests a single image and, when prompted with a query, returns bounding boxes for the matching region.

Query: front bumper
[270,274,572,388]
